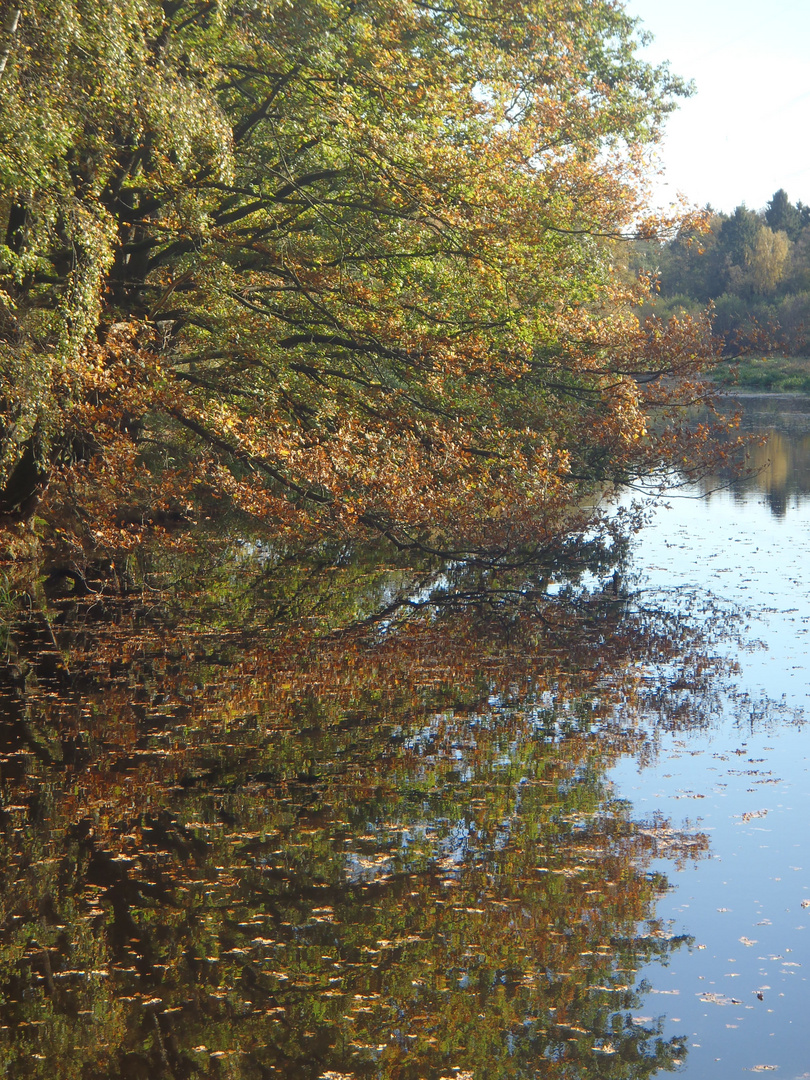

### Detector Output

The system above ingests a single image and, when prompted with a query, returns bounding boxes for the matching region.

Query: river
[610,393,810,1078]
[0,394,809,1078]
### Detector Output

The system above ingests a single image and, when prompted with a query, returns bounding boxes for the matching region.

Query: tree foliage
[0,0,713,562]
[633,188,810,357]
[765,187,807,242]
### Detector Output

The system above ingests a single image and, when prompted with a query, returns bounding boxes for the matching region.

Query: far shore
[711,356,810,393]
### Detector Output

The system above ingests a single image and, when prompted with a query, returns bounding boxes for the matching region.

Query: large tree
[0,0,714,562]
[765,187,808,242]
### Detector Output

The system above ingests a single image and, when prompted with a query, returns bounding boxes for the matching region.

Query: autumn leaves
[0,0,721,560]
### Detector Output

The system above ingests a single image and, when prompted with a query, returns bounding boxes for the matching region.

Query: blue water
[613,424,810,1077]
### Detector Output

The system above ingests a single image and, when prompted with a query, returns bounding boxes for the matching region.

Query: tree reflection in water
[0,540,740,1079]
[695,393,810,517]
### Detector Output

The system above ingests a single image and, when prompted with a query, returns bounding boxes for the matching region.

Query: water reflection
[610,395,810,1078]
[700,394,810,515]
[0,546,734,1079]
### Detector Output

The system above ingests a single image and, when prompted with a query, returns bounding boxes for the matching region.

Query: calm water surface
[1,394,810,1079]
[614,393,810,1078]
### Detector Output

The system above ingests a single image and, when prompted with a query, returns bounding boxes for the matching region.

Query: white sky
[624,0,810,214]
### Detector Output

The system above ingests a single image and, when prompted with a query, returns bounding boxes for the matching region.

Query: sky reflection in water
[613,394,810,1078]
[1,398,809,1079]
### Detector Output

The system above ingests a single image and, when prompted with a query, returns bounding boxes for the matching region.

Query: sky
[623,0,810,215]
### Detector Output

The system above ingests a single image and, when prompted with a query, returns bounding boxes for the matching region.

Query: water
[609,394,810,1078]
[1,394,810,1078]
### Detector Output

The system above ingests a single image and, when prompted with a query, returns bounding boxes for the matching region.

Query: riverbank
[713,355,810,392]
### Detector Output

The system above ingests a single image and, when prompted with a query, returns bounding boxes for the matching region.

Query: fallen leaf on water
[592,1042,617,1054]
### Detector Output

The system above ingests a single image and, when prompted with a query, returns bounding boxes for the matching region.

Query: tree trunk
[0,437,49,522]
[0,8,21,80]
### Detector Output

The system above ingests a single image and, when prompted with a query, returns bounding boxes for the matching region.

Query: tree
[716,205,761,274]
[765,188,804,241]
[635,210,725,304]
[747,225,791,295]
[0,0,714,564]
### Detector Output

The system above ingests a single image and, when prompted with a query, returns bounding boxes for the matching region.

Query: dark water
[0,395,808,1079]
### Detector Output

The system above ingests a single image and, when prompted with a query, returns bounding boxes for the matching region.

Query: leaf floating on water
[592,1042,617,1054]
[699,992,736,1005]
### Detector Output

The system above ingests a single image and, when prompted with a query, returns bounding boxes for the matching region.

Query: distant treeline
[633,189,810,356]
